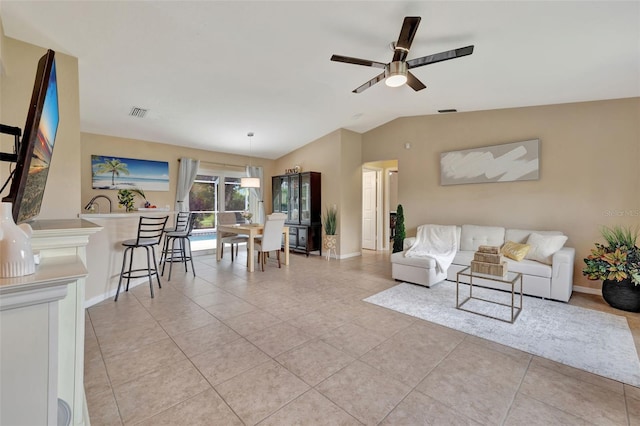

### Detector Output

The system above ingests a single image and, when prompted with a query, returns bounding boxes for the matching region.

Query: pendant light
[240,132,260,188]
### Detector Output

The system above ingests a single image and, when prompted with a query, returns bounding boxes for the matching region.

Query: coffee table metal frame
[456,266,523,323]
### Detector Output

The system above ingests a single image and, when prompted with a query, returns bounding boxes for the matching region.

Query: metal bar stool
[161,212,196,280]
[114,215,169,301]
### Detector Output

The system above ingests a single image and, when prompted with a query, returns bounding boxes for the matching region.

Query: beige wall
[81,132,275,212]
[339,129,363,256]
[273,129,363,257]
[361,98,640,290]
[1,35,81,219]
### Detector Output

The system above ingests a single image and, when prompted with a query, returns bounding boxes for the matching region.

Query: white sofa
[391,224,575,302]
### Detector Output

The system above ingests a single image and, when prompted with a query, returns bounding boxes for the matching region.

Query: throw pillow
[525,233,568,264]
[501,241,530,261]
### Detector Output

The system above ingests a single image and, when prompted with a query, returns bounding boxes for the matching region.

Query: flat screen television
[2,49,59,223]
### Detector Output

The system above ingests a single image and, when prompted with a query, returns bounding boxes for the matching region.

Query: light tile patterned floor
[84,250,640,425]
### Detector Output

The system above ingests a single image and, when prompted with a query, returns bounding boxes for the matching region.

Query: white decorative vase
[0,202,35,278]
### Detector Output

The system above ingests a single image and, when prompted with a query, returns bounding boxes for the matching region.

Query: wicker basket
[471,260,508,277]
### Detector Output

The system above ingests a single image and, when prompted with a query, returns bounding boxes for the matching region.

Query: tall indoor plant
[322,205,338,260]
[583,225,640,312]
[393,204,405,253]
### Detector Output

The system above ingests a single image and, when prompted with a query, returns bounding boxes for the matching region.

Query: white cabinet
[0,256,86,425]
[0,219,101,426]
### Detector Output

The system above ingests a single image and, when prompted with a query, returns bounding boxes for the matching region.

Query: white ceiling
[2,1,639,159]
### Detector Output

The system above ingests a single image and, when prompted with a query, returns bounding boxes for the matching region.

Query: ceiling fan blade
[406,71,426,91]
[352,71,386,94]
[407,45,474,69]
[392,16,421,62]
[331,54,386,69]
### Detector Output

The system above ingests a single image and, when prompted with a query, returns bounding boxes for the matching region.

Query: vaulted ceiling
[2,1,639,159]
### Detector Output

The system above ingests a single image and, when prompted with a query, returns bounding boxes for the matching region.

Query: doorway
[362,160,398,251]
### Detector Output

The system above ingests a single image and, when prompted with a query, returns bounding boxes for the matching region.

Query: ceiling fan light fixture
[385,61,408,87]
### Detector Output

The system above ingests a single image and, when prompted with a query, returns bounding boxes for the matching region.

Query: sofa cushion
[505,258,553,278]
[453,250,475,266]
[525,233,569,265]
[459,225,505,251]
[391,251,436,268]
[453,250,552,278]
[501,241,530,261]
[505,228,564,244]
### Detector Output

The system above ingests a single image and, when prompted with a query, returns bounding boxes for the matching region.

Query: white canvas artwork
[440,139,539,185]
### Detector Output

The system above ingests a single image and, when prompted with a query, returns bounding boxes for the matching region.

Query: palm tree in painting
[95,158,130,186]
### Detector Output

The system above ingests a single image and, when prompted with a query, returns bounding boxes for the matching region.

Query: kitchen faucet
[84,195,112,213]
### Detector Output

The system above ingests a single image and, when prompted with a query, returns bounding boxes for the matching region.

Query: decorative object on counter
[117,188,146,212]
[583,225,640,312]
[0,202,35,277]
[392,204,405,253]
[322,204,338,261]
[284,166,302,174]
[241,211,253,224]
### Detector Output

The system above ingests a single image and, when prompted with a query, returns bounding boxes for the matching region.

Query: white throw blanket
[405,224,458,273]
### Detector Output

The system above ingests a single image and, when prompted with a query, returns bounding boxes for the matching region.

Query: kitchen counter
[79,210,174,219]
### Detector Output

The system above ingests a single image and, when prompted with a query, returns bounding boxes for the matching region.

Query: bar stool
[161,212,196,280]
[114,215,169,301]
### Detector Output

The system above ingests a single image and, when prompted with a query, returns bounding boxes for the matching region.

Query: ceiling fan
[331,16,474,93]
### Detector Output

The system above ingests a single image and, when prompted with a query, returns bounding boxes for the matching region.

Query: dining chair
[115,215,169,301]
[217,212,248,261]
[254,215,286,271]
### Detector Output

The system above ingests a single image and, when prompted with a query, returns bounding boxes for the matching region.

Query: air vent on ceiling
[129,107,148,118]
[438,109,458,113]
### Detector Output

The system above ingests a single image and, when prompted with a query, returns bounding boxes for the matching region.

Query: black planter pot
[602,279,640,312]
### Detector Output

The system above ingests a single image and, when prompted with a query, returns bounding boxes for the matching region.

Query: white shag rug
[364,281,640,387]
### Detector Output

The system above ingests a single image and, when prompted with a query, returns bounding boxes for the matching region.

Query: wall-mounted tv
[2,49,59,223]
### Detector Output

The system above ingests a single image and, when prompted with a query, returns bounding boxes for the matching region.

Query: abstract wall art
[440,139,540,186]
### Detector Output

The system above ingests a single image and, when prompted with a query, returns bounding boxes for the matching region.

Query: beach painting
[92,155,169,191]
[440,139,539,186]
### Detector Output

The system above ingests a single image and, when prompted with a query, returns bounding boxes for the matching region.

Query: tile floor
[84,250,640,425]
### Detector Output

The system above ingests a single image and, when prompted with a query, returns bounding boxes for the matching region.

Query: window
[188,172,249,232]
[189,174,218,230]
[224,177,248,212]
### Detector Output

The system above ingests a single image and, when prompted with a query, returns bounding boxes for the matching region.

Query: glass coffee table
[456,266,523,323]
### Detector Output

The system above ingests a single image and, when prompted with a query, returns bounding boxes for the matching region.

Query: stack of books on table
[470,245,508,277]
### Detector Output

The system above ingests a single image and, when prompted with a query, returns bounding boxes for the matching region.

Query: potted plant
[583,225,640,312]
[393,204,406,253]
[322,205,338,260]
[117,188,146,212]
[241,211,253,224]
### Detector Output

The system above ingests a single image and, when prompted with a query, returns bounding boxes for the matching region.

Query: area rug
[364,281,640,387]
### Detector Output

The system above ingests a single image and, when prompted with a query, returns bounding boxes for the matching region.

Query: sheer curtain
[176,158,200,212]
[247,165,265,223]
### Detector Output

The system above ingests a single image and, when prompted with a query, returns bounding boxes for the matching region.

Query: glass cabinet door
[279,177,288,214]
[272,177,283,213]
[288,174,299,223]
[300,173,311,225]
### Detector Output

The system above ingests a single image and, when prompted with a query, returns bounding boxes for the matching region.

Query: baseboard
[84,277,148,308]
[338,251,362,259]
[572,285,601,295]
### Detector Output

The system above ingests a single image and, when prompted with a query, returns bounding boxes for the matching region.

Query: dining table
[216,223,289,272]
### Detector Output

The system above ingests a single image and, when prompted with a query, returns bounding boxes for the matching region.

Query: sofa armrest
[403,237,416,251]
[550,247,575,302]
